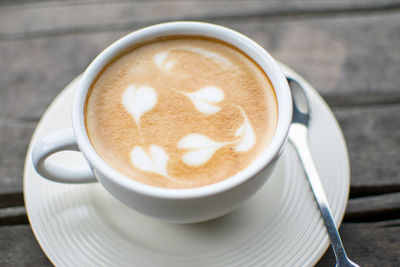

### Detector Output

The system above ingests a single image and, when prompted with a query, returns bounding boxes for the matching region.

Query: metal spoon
[287,77,359,267]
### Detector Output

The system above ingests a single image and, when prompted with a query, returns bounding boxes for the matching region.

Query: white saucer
[24,63,350,267]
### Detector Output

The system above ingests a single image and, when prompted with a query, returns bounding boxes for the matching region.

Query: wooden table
[1,1,399,266]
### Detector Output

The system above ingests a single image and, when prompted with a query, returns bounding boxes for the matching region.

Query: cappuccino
[85,36,277,188]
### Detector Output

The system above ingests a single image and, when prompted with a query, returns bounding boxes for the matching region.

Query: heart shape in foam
[184,86,225,115]
[130,145,171,179]
[178,134,227,166]
[122,84,157,126]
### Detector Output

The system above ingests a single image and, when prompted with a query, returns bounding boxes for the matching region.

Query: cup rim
[73,21,292,199]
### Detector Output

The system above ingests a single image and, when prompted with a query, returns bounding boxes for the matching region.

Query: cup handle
[32,128,97,183]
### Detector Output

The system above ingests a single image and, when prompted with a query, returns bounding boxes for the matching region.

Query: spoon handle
[290,125,354,267]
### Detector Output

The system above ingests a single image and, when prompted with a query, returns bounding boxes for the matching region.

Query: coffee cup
[32,22,292,223]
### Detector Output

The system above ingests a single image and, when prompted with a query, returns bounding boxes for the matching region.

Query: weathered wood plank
[317,220,400,267]
[1,12,399,119]
[1,0,400,38]
[0,120,36,193]
[0,32,122,120]
[334,105,400,189]
[0,225,52,266]
[256,13,400,100]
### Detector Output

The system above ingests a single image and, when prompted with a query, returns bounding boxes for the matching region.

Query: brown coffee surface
[86,36,277,188]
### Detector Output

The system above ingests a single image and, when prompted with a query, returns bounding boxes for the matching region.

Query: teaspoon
[287,77,359,267]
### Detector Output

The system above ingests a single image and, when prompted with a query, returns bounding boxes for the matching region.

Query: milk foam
[86,36,277,188]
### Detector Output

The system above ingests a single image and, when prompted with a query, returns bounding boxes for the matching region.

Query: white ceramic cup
[32,22,292,223]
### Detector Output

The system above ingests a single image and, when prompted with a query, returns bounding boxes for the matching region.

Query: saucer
[24,63,350,266]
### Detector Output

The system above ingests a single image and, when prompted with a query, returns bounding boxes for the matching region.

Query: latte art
[181,86,225,115]
[86,36,277,188]
[122,84,157,127]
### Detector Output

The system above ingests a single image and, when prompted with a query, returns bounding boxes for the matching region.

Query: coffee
[85,36,277,188]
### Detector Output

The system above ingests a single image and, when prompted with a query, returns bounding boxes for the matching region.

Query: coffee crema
[85,36,277,188]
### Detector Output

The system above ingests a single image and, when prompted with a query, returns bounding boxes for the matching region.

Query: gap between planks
[1,191,400,225]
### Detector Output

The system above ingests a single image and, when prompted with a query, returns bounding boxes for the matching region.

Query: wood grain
[334,105,400,190]
[1,9,399,120]
[0,0,399,265]
[317,220,400,267]
[1,0,400,39]
[0,225,51,266]
[0,120,36,193]
[0,2,399,98]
